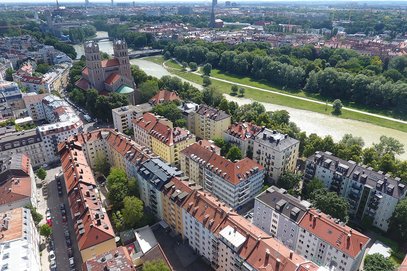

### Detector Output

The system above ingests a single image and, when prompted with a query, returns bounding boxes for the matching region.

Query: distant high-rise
[56,0,59,8]
[111,0,114,7]
[210,0,217,28]
[85,0,89,7]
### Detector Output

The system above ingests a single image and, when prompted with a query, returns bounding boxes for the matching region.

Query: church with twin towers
[75,39,135,104]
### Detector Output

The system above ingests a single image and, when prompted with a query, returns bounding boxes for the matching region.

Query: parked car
[62,215,67,223]
[58,189,62,196]
[47,218,52,227]
[67,248,73,258]
[64,230,70,239]
[60,203,65,210]
[49,250,56,261]
[50,259,57,269]
[66,238,72,247]
[69,257,75,268]
[61,209,66,216]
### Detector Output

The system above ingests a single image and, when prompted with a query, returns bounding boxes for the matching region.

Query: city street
[38,166,82,271]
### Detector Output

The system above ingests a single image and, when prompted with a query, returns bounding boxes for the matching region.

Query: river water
[73,31,113,59]
[72,35,407,160]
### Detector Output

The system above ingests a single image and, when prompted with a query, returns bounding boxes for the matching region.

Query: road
[162,59,407,126]
[39,166,82,271]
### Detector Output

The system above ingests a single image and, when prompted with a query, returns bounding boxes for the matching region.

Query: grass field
[142,56,407,133]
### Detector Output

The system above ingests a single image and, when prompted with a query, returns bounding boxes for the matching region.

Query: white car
[50,259,57,269]
[49,250,56,261]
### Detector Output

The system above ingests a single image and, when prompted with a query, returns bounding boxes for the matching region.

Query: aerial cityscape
[0,0,406,271]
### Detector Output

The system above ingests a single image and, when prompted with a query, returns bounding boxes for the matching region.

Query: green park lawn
[142,56,407,133]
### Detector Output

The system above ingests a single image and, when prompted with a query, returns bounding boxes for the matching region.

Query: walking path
[163,59,407,125]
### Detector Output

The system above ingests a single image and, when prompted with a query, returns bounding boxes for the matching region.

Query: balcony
[330,183,340,193]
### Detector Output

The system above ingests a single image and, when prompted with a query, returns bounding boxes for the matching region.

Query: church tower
[113,40,133,85]
[84,41,104,91]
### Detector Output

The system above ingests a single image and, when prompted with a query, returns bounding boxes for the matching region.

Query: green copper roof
[116,85,134,94]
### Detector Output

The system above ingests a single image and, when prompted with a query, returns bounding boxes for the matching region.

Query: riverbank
[144,56,407,133]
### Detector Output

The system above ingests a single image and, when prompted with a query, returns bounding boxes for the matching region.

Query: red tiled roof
[0,176,32,206]
[101,59,120,68]
[82,67,89,76]
[75,78,90,90]
[83,246,135,271]
[150,121,193,146]
[133,112,160,133]
[181,142,264,185]
[149,89,181,105]
[104,73,121,85]
[299,209,369,258]
[226,122,262,141]
[22,94,48,105]
[141,245,174,271]
[59,142,115,251]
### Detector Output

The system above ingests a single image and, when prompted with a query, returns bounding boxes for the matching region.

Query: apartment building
[0,129,46,167]
[22,93,48,121]
[224,122,262,157]
[59,140,116,261]
[296,209,369,271]
[133,113,195,165]
[180,141,264,209]
[112,104,152,133]
[0,207,41,271]
[253,186,311,250]
[161,176,199,238]
[0,81,25,112]
[83,246,135,271]
[135,158,182,218]
[149,89,180,106]
[253,128,300,181]
[0,153,38,212]
[181,190,323,271]
[133,112,172,149]
[188,104,231,140]
[304,151,406,231]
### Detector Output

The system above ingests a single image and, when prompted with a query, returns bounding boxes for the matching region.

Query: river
[73,31,113,59]
[72,36,407,160]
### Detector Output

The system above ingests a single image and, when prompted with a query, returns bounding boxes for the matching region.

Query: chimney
[312,217,316,228]
[276,258,281,271]
[347,233,351,249]
[289,250,293,260]
[265,249,270,265]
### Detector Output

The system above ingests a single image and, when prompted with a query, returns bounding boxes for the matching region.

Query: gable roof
[299,209,369,258]
[149,89,181,105]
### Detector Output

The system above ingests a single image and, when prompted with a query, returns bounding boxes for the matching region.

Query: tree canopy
[364,253,395,271]
[226,145,242,162]
[389,198,407,241]
[36,167,47,180]
[310,189,349,222]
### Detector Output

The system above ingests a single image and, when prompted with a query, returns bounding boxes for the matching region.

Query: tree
[94,153,111,176]
[271,110,290,125]
[213,137,231,156]
[332,99,343,115]
[122,196,144,228]
[131,65,148,85]
[339,134,365,147]
[389,198,407,241]
[202,75,211,86]
[310,189,349,222]
[36,167,47,180]
[189,62,197,71]
[143,260,171,271]
[226,145,242,162]
[277,172,302,192]
[139,80,159,103]
[112,210,125,231]
[25,204,43,225]
[163,51,171,60]
[107,168,130,209]
[5,68,13,81]
[202,63,212,76]
[302,178,324,200]
[152,102,183,124]
[238,87,245,97]
[364,253,395,271]
[374,136,405,156]
[40,224,52,238]
[231,85,238,95]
